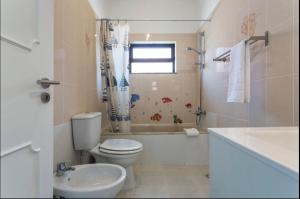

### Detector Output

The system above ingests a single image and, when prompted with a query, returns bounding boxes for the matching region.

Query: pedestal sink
[53,163,126,198]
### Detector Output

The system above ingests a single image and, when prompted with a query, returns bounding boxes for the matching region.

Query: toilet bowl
[71,112,143,191]
[90,139,143,190]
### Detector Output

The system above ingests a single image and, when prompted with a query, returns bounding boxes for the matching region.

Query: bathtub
[102,124,209,165]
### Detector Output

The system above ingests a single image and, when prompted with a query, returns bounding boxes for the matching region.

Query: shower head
[186,47,202,55]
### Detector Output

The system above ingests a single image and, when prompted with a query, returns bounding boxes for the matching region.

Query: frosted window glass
[133,48,172,59]
[131,63,173,73]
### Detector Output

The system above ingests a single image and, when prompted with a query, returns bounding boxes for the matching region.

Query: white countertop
[208,127,299,180]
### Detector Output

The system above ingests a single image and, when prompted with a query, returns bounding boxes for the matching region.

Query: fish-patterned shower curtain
[99,20,130,133]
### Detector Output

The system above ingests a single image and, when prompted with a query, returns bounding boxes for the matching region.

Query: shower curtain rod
[97,18,211,22]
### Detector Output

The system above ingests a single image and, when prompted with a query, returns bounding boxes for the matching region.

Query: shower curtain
[99,20,130,133]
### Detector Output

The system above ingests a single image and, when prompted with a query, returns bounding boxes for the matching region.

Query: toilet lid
[100,139,143,152]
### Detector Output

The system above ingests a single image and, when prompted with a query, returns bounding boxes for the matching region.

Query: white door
[1,0,54,197]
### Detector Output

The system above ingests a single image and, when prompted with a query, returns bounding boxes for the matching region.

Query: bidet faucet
[56,162,75,176]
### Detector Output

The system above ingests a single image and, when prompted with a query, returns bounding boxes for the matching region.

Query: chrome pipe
[186,47,204,55]
[97,18,212,22]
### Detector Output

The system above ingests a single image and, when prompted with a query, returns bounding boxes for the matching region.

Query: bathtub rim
[102,123,208,136]
[102,130,208,136]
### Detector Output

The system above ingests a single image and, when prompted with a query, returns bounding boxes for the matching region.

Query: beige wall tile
[294,0,299,22]
[216,115,249,128]
[54,85,64,126]
[63,85,79,122]
[226,100,250,121]
[86,89,103,114]
[129,33,198,125]
[293,75,299,125]
[53,0,299,131]
[78,85,88,113]
[63,42,80,85]
[200,0,298,128]
[266,0,293,30]
[249,80,266,126]
[54,0,63,50]
[54,61,64,83]
[266,76,293,126]
[249,0,267,36]
[54,0,107,128]
[293,2,299,74]
[62,0,80,46]
[86,66,97,90]
[267,22,293,77]
[53,123,80,169]
[199,112,217,131]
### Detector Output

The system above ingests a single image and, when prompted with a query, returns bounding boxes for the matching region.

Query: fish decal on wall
[173,115,183,124]
[185,103,192,109]
[130,94,140,108]
[162,97,173,104]
[151,113,162,122]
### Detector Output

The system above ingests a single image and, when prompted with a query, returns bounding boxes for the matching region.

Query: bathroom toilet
[71,112,143,190]
[90,139,143,190]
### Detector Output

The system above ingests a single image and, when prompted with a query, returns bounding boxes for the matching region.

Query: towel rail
[213,31,269,62]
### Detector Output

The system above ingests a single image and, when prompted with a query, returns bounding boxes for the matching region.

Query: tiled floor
[117,165,209,198]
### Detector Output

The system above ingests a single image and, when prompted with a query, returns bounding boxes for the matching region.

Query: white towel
[184,128,199,137]
[227,40,250,103]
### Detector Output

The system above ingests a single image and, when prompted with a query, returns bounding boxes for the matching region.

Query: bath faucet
[194,107,206,116]
[56,162,75,176]
[194,107,206,126]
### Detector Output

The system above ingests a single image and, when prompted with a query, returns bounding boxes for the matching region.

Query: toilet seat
[99,147,143,155]
[91,139,143,155]
[100,139,142,151]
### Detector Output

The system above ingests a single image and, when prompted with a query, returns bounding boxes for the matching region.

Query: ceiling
[89,0,220,33]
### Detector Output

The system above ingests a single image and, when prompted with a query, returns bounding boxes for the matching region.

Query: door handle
[37,78,60,89]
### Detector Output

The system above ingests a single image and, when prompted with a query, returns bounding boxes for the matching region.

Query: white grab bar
[1,141,41,158]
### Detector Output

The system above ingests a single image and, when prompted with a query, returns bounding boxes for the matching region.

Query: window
[129,43,176,74]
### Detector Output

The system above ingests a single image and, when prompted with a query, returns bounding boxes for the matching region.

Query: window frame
[129,43,176,74]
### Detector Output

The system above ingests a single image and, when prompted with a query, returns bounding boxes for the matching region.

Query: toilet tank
[72,112,102,151]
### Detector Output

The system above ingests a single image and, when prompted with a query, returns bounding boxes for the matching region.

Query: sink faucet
[56,162,75,176]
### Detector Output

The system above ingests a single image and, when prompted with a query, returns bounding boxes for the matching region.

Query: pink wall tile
[200,0,298,129]
[129,33,198,125]
[54,0,108,129]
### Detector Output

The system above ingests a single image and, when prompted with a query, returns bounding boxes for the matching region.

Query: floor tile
[117,165,209,198]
